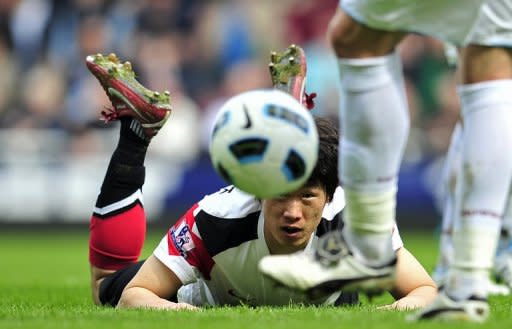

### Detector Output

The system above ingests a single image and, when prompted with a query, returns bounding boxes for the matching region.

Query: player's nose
[282,199,303,221]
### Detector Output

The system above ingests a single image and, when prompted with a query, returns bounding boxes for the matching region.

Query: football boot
[85,53,172,139]
[268,44,317,110]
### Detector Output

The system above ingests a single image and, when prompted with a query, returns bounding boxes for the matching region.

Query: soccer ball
[209,89,318,198]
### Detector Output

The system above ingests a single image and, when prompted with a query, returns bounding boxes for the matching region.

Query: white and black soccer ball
[209,89,318,198]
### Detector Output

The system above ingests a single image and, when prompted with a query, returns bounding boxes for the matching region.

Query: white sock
[445,268,490,300]
[448,80,512,297]
[337,51,409,265]
[435,123,462,275]
[342,188,396,265]
[503,188,512,236]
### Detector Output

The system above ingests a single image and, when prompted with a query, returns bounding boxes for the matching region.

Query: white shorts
[340,0,512,47]
[468,1,512,46]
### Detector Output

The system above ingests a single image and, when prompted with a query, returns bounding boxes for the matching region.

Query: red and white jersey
[153,186,403,306]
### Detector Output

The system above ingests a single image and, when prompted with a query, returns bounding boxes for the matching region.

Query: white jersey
[340,0,512,47]
[153,186,403,306]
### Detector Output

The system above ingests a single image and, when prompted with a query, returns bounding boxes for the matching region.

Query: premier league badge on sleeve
[170,220,196,258]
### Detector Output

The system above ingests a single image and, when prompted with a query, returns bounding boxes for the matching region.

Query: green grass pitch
[1,229,511,329]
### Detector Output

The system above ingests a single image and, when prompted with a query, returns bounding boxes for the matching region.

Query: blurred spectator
[132,32,181,91]
[150,77,202,165]
[402,77,430,164]
[68,127,110,156]
[64,14,113,130]
[424,73,460,156]
[0,31,18,127]
[46,0,113,71]
[8,0,52,68]
[400,36,453,120]
[64,71,111,130]
[285,0,338,46]
[136,0,193,35]
[11,62,66,130]
[0,0,18,50]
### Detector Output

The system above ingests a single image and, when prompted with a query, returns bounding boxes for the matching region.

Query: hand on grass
[378,295,430,311]
[171,302,200,311]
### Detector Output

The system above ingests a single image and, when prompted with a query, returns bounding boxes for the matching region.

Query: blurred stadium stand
[0,0,458,229]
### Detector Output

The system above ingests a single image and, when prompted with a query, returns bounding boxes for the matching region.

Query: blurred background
[0,0,459,229]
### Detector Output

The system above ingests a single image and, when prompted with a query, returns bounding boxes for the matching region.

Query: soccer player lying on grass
[86,48,436,311]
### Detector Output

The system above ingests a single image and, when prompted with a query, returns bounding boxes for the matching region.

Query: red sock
[89,204,146,270]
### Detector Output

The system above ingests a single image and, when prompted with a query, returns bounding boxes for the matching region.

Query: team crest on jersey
[170,220,195,258]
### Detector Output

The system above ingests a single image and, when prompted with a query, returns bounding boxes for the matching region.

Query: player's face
[262,185,328,255]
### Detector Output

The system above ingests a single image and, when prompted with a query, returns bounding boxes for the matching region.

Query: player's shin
[338,51,409,266]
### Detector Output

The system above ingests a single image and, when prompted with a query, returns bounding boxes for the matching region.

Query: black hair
[304,116,339,201]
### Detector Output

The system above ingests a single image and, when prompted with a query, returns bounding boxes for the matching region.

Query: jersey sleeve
[153,204,215,285]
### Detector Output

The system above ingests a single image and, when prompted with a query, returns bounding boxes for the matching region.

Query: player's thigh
[90,266,116,305]
[327,7,404,58]
[460,46,512,83]
[462,1,512,82]
[338,0,484,45]
[91,261,147,307]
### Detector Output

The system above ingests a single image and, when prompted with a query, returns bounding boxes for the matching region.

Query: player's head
[261,116,339,255]
[303,116,339,202]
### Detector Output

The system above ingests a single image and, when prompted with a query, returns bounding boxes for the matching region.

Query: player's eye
[302,192,316,199]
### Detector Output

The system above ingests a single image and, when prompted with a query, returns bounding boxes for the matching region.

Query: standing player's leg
[328,9,407,268]
[86,53,172,306]
[432,123,462,286]
[259,7,408,296]
[413,43,512,321]
[432,122,510,295]
[451,43,512,300]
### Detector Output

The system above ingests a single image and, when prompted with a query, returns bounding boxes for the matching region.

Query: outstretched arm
[118,255,198,310]
[382,247,437,310]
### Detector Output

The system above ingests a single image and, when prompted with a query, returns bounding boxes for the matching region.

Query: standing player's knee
[327,10,360,57]
[327,9,404,59]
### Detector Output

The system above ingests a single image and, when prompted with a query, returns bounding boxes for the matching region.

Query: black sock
[95,119,149,207]
[113,118,150,167]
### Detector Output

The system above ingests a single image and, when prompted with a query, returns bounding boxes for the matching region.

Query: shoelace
[303,92,317,110]
[100,107,119,123]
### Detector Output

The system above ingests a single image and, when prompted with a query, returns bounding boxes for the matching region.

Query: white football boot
[434,264,509,296]
[408,291,489,322]
[494,234,512,288]
[258,230,396,299]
